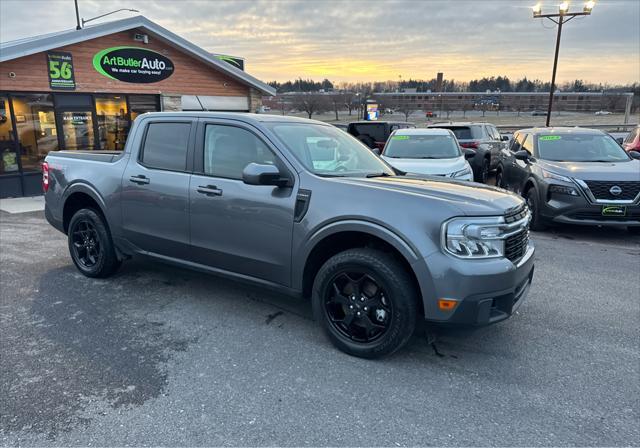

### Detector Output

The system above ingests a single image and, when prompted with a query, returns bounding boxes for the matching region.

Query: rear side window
[354,124,385,141]
[141,122,191,171]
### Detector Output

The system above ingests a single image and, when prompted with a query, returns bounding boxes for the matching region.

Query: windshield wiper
[365,172,393,178]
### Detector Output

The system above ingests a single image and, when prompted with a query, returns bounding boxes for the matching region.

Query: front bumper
[412,243,535,326]
[540,192,640,227]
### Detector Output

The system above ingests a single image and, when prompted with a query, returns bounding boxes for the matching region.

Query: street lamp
[532,1,595,126]
[74,0,139,30]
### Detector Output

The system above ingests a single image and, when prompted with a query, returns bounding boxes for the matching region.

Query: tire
[495,165,505,188]
[68,208,121,278]
[475,157,490,183]
[525,186,547,231]
[312,248,418,359]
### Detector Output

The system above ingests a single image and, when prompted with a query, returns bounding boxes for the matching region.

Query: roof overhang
[0,15,275,96]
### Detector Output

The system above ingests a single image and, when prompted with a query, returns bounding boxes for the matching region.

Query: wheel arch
[62,183,108,234]
[296,221,425,317]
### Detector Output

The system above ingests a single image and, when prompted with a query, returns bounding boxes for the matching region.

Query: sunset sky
[2,0,639,85]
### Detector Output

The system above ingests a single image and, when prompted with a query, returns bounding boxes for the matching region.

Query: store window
[96,96,129,151]
[11,94,56,172]
[0,96,19,174]
[129,95,160,121]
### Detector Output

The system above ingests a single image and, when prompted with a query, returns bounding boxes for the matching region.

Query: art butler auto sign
[93,47,174,83]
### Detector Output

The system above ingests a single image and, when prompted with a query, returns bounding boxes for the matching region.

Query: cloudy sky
[1,0,638,85]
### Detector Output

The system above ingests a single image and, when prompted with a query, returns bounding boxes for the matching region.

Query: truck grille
[584,181,640,201]
[505,229,529,263]
[504,204,528,223]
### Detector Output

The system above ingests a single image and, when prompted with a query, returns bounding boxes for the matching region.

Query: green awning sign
[539,135,562,141]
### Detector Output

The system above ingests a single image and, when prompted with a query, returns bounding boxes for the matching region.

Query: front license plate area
[601,205,626,217]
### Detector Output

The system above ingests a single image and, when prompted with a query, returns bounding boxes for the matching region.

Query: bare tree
[342,92,356,116]
[393,101,416,121]
[329,93,346,121]
[291,93,329,119]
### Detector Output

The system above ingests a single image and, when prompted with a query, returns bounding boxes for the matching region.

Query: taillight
[460,142,480,149]
[42,162,49,193]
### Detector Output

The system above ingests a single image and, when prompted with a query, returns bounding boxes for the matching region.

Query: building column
[249,88,263,113]
[161,94,182,111]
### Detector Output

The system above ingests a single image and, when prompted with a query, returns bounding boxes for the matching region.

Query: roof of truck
[139,112,330,126]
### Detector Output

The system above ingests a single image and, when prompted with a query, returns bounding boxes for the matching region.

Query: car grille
[504,204,528,223]
[505,229,529,263]
[584,180,640,201]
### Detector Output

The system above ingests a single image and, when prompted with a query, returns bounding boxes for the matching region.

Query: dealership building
[0,16,275,198]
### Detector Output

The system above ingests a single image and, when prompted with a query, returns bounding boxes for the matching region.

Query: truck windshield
[537,134,631,162]
[268,123,395,177]
[384,134,461,159]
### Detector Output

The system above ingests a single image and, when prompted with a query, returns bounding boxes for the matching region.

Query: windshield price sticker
[47,51,76,90]
[392,135,410,140]
[539,135,562,141]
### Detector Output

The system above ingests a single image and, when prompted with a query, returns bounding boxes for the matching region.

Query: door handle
[197,185,223,196]
[129,175,150,185]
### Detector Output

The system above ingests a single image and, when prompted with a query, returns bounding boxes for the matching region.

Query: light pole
[74,0,139,29]
[532,1,595,126]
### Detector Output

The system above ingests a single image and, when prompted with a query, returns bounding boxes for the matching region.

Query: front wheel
[495,166,505,188]
[475,158,490,183]
[68,208,121,278]
[525,186,547,231]
[312,248,418,359]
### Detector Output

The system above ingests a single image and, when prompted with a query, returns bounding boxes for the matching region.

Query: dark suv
[347,121,414,151]
[496,127,640,232]
[427,122,507,183]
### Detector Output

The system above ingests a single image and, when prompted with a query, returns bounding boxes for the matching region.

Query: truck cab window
[141,122,191,171]
[204,125,275,179]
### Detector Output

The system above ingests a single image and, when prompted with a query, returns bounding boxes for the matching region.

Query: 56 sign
[47,51,76,90]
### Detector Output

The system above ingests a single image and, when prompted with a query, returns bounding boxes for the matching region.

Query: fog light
[438,299,459,311]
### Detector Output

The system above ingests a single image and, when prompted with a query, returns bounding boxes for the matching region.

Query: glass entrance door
[58,110,96,150]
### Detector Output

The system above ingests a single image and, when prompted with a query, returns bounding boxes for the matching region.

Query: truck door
[120,118,195,258]
[188,119,297,286]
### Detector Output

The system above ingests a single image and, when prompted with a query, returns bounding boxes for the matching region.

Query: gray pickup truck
[44,112,534,358]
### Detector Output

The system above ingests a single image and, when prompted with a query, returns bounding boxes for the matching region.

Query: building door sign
[93,47,174,83]
[47,51,76,90]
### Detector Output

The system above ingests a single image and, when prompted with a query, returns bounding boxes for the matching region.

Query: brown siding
[0,29,249,97]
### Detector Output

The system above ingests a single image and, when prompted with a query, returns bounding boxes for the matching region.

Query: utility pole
[74,0,81,30]
[532,1,595,127]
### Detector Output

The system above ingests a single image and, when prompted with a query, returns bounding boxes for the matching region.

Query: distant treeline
[268,77,639,95]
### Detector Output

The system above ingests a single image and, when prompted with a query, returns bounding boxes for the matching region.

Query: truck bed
[49,151,124,163]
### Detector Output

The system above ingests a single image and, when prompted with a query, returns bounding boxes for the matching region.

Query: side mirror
[514,150,530,161]
[371,147,381,156]
[501,135,510,141]
[463,148,476,159]
[242,163,290,187]
[629,150,640,160]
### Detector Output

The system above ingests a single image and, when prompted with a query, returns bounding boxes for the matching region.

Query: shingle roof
[0,15,275,96]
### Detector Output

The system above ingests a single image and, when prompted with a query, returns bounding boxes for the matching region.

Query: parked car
[381,128,475,181]
[622,126,640,153]
[427,122,507,183]
[531,111,546,116]
[595,110,612,115]
[346,121,415,151]
[43,112,534,359]
[495,127,640,233]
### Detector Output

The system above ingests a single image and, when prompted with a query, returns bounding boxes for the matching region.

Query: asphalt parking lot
[1,210,639,446]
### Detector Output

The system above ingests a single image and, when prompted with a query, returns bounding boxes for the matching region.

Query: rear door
[121,118,195,258]
[188,119,297,286]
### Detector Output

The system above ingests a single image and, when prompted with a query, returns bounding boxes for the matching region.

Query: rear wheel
[68,208,121,278]
[312,248,418,359]
[475,157,490,183]
[525,186,547,231]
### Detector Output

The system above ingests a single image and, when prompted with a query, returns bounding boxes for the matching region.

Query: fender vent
[294,189,311,223]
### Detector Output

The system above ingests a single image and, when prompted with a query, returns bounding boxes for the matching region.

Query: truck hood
[540,159,640,181]
[334,175,524,216]
[381,155,468,176]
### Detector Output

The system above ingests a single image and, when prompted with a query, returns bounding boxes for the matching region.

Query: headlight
[542,169,572,183]
[450,167,472,178]
[442,213,530,259]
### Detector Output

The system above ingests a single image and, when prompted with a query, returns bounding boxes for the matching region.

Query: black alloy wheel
[70,219,102,269]
[324,271,392,343]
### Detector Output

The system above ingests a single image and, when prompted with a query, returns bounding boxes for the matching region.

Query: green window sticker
[539,135,561,141]
[391,135,410,140]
